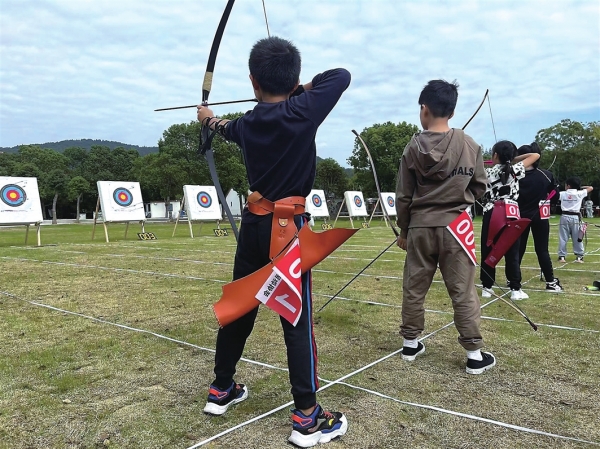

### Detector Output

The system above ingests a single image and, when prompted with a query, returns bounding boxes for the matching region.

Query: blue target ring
[1,184,27,207]
[197,192,212,208]
[354,195,363,208]
[312,194,322,208]
[113,188,133,207]
[387,196,395,207]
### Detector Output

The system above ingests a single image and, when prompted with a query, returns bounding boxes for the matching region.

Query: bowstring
[487,93,498,143]
[262,0,271,37]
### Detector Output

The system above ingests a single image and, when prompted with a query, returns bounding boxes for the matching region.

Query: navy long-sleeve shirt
[224,68,351,222]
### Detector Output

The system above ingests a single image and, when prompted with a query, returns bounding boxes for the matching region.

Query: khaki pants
[401,227,484,350]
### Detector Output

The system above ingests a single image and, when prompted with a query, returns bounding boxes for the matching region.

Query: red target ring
[113,188,133,207]
[312,194,322,207]
[197,192,212,208]
[387,196,395,207]
[354,195,363,208]
[1,184,27,207]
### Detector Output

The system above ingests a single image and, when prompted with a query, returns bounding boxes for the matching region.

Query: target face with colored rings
[197,191,212,208]
[312,194,322,207]
[1,184,27,207]
[354,195,363,208]
[387,196,395,207]
[113,188,133,207]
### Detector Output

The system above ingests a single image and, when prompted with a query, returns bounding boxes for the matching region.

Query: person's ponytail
[491,140,518,185]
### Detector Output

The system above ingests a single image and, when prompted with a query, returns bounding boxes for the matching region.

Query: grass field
[1,217,599,449]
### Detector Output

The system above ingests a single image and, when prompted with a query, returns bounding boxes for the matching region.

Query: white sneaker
[481,287,494,298]
[511,289,529,300]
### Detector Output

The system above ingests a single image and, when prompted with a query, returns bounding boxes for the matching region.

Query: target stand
[333,191,369,229]
[0,177,44,246]
[92,181,146,242]
[368,192,397,228]
[172,185,223,238]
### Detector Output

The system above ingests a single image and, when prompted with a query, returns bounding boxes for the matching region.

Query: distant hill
[0,139,158,156]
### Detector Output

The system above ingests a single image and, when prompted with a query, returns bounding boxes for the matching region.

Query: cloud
[0,0,598,165]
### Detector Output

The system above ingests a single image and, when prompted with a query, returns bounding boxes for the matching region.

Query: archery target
[183,185,222,220]
[97,181,145,222]
[113,188,133,207]
[1,184,27,207]
[197,191,212,208]
[344,191,368,217]
[381,192,397,217]
[305,189,329,218]
[0,177,43,224]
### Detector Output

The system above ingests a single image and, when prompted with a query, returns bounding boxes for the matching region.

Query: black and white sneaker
[558,257,566,263]
[203,382,248,415]
[466,352,496,375]
[546,278,563,292]
[575,256,584,263]
[289,404,348,447]
[401,341,425,361]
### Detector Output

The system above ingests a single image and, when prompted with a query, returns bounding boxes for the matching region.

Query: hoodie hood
[411,129,465,181]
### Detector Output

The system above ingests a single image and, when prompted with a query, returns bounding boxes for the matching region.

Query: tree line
[1,117,597,222]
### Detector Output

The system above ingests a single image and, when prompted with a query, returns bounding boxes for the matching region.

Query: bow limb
[199,0,240,240]
[352,130,400,237]
[547,154,557,171]
[462,89,489,130]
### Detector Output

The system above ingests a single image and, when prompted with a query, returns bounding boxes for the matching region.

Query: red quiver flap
[213,225,358,327]
[484,218,531,267]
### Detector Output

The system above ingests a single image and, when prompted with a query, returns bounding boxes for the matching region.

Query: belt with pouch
[247,191,306,259]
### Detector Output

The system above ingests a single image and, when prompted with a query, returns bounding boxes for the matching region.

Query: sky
[1,0,599,166]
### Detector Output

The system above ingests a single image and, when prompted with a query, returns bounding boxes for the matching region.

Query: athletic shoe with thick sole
[466,351,496,375]
[546,278,563,292]
[481,287,494,298]
[575,257,584,263]
[558,257,566,263]
[289,404,348,448]
[203,382,248,416]
[510,289,529,300]
[401,341,425,361]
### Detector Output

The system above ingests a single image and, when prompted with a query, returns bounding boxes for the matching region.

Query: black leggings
[480,210,522,290]
[518,218,554,282]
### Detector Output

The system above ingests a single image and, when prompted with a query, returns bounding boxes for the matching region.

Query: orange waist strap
[246,192,306,216]
[247,192,306,260]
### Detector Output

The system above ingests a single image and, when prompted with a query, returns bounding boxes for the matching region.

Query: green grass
[0,217,599,448]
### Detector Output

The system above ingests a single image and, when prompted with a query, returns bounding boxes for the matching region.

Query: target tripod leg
[25,224,29,245]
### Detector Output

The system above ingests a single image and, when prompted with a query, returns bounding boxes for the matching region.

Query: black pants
[480,210,522,290]
[213,214,318,410]
[518,217,554,282]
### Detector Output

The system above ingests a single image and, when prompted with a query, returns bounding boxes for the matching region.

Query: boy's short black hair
[517,141,541,169]
[565,176,581,190]
[418,79,459,118]
[248,36,301,95]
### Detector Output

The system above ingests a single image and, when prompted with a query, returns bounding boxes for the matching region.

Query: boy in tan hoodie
[395,80,495,374]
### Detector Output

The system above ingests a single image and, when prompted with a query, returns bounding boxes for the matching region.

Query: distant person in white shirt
[585,198,594,218]
[558,177,593,263]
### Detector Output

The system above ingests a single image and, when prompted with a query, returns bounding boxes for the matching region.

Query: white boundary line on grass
[0,290,288,373]
[312,293,600,333]
[188,254,599,447]
[0,257,228,284]
[334,382,600,447]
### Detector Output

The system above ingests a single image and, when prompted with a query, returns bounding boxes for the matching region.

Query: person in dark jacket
[516,142,562,291]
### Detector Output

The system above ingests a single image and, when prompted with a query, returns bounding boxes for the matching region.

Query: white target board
[97,181,145,222]
[0,176,43,224]
[380,192,397,217]
[306,189,329,218]
[183,185,222,220]
[344,191,368,217]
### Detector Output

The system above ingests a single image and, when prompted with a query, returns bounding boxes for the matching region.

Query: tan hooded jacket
[395,128,487,238]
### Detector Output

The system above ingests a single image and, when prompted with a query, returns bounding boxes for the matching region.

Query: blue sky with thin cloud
[1,0,598,166]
